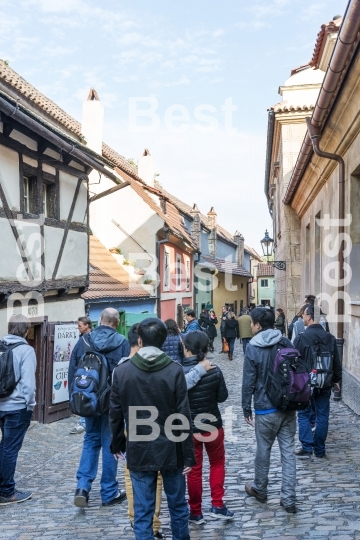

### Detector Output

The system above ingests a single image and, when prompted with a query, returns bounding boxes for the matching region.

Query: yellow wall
[213,273,248,317]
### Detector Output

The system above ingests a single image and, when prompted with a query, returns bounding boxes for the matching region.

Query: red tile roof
[82,236,151,301]
[309,17,342,69]
[201,255,252,277]
[257,263,274,277]
[269,101,315,114]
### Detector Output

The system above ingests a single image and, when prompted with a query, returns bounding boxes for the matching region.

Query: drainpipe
[156,227,170,319]
[306,117,344,400]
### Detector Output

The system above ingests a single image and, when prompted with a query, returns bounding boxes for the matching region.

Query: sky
[0,0,349,253]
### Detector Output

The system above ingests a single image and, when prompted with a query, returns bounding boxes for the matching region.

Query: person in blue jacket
[161,319,184,363]
[182,309,201,334]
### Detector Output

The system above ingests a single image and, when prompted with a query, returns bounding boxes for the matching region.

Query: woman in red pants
[182,330,234,525]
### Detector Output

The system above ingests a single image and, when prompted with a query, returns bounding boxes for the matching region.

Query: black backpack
[0,341,23,398]
[308,339,333,389]
[264,339,311,412]
[69,337,111,417]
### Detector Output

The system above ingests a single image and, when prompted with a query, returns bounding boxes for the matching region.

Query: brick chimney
[190,204,201,249]
[207,207,217,257]
[138,148,155,187]
[82,88,104,154]
[234,231,244,267]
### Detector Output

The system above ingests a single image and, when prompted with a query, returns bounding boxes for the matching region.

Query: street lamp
[260,230,286,271]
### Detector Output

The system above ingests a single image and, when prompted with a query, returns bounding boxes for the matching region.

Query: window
[261,279,269,287]
[23,175,37,214]
[164,248,170,291]
[176,254,181,290]
[185,259,190,291]
[42,182,57,219]
[23,177,29,213]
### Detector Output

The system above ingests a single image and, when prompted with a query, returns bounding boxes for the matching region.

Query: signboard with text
[52,324,79,404]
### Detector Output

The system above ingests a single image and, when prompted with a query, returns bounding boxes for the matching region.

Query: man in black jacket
[110,318,195,540]
[294,304,341,459]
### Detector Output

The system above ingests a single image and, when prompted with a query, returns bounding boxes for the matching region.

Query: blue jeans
[0,408,32,497]
[130,468,190,540]
[297,388,331,456]
[242,338,251,354]
[226,337,235,355]
[253,411,296,507]
[76,414,118,503]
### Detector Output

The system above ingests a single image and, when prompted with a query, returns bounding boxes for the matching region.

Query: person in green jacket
[238,310,253,354]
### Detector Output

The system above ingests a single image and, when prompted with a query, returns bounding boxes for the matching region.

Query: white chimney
[138,149,155,187]
[81,88,104,154]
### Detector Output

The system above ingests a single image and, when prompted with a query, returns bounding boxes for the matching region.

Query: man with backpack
[69,308,130,508]
[242,307,298,514]
[0,314,36,506]
[294,304,341,459]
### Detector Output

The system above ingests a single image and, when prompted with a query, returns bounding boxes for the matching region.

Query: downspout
[156,227,170,319]
[306,117,345,399]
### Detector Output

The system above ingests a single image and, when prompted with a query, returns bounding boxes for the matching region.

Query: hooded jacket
[0,335,36,412]
[183,356,228,433]
[242,328,291,416]
[68,325,130,386]
[238,314,253,339]
[109,346,195,471]
[224,318,240,339]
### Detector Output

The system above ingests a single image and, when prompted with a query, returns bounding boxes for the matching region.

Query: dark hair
[182,330,209,361]
[78,316,92,327]
[297,304,308,318]
[186,309,196,319]
[304,304,314,321]
[8,314,31,337]
[127,323,139,347]
[305,294,316,305]
[276,308,284,314]
[164,319,180,336]
[250,307,275,330]
[137,318,167,348]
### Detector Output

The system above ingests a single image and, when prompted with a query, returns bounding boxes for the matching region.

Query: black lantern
[260,230,274,260]
[260,230,286,271]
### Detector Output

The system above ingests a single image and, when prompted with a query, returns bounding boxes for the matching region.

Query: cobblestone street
[3,337,360,540]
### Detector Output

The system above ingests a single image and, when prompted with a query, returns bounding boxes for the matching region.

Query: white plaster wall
[0,217,42,281]
[10,131,37,151]
[44,227,87,280]
[90,181,163,265]
[0,297,85,336]
[59,171,87,223]
[0,145,19,210]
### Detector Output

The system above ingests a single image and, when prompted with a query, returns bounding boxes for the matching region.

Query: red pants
[187,427,225,516]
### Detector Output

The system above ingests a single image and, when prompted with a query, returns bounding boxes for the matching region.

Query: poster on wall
[52,324,79,404]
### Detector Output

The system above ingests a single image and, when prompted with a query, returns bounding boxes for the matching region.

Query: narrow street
[2,336,360,540]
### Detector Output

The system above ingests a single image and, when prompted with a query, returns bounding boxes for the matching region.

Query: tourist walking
[207,310,218,353]
[182,330,233,524]
[223,311,239,360]
[69,308,129,508]
[242,307,297,513]
[0,315,36,506]
[294,304,341,458]
[109,318,195,540]
[220,306,229,352]
[238,310,253,354]
[161,319,183,364]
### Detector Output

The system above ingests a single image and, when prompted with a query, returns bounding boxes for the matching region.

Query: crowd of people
[0,297,341,540]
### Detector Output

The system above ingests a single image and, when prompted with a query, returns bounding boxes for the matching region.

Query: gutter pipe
[0,94,122,185]
[283,0,360,205]
[264,110,275,212]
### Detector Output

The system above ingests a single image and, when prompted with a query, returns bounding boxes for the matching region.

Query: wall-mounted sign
[52,324,79,404]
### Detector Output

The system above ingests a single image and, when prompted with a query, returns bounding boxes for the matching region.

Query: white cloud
[213,29,225,37]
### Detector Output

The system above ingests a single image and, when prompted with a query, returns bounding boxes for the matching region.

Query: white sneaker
[69,424,85,434]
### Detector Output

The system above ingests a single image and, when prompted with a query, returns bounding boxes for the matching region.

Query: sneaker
[295,448,312,458]
[70,424,85,434]
[102,490,127,507]
[280,498,297,513]
[315,453,328,459]
[0,490,32,506]
[74,488,89,508]
[209,505,234,520]
[154,532,164,539]
[245,481,267,503]
[189,512,205,525]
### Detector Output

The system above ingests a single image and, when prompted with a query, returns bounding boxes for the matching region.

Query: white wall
[59,171,87,223]
[44,227,87,280]
[0,145,20,210]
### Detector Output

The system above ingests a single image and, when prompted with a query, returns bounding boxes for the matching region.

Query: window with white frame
[164,248,170,291]
[260,279,269,287]
[176,254,181,290]
[185,258,190,291]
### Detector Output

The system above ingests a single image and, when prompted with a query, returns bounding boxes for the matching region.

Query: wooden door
[27,321,46,422]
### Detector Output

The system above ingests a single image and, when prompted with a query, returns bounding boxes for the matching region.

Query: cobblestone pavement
[3,337,360,539]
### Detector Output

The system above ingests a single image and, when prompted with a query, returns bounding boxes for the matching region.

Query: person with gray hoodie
[242,307,297,514]
[0,314,36,506]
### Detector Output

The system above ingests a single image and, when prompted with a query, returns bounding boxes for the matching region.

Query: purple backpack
[265,340,311,412]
